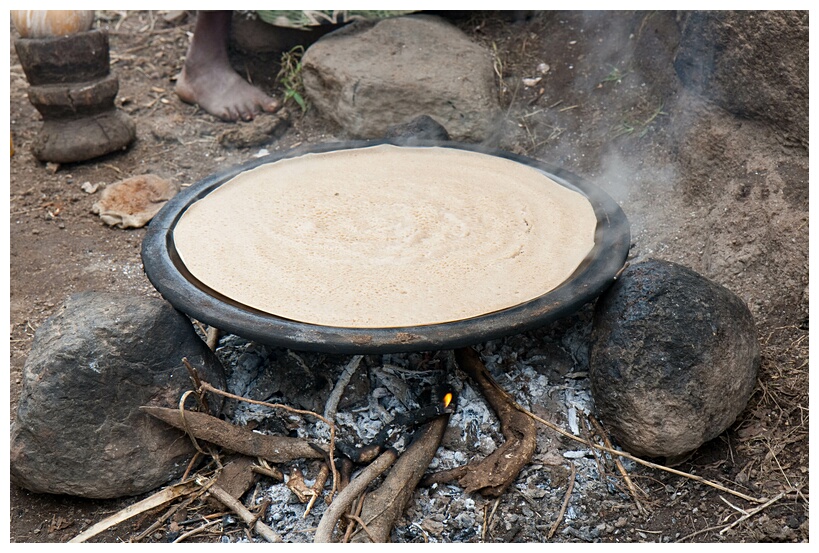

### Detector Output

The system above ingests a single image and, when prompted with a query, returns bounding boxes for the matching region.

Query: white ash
[205,309,642,543]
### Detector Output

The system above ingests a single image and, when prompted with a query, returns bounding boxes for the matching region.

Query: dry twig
[589,414,647,514]
[548,463,576,539]
[70,479,206,543]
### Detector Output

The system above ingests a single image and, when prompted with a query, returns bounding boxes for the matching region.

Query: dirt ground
[7,11,808,543]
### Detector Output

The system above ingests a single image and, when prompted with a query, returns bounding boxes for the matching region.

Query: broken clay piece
[93,174,179,229]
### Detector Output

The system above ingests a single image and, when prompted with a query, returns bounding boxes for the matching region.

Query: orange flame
[442,392,453,409]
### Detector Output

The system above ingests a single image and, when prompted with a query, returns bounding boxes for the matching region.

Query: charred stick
[142,406,324,462]
[339,389,455,464]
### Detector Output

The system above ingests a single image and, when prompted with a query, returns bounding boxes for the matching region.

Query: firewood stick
[351,415,450,542]
[324,355,363,421]
[453,347,537,496]
[200,477,282,543]
[141,406,324,462]
[452,349,765,505]
[314,449,398,543]
[195,378,340,501]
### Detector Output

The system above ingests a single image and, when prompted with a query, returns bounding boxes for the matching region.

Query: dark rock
[10,292,226,498]
[302,15,500,142]
[589,259,759,461]
[675,11,808,147]
[383,114,451,143]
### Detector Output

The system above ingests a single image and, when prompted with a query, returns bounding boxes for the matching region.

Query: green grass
[600,64,630,85]
[277,45,308,113]
[610,102,667,139]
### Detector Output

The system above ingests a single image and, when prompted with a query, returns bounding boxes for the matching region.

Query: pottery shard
[302,15,500,142]
[589,259,760,462]
[93,174,179,229]
[10,291,226,499]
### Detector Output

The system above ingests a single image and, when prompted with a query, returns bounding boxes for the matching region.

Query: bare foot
[176,63,280,122]
[175,11,281,122]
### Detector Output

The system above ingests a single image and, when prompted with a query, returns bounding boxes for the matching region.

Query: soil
[8,11,808,543]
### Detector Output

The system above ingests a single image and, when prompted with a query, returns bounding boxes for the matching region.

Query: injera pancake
[172,145,597,328]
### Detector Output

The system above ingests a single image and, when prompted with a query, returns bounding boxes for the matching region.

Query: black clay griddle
[141,140,630,354]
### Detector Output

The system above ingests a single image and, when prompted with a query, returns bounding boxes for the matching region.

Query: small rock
[92,174,179,229]
[10,291,226,498]
[589,259,760,461]
[217,112,289,149]
[80,181,100,194]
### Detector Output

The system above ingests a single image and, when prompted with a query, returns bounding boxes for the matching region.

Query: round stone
[589,259,760,461]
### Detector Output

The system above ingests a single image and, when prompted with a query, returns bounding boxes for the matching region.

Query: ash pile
[203,308,630,543]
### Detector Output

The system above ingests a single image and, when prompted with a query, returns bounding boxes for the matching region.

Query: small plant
[277,45,308,113]
[600,64,630,85]
[610,102,667,139]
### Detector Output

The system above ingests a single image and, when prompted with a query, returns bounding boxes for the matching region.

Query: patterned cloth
[255,10,414,29]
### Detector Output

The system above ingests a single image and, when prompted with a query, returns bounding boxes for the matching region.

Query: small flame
[442,392,453,409]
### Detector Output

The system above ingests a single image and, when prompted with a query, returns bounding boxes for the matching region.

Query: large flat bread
[172,145,597,328]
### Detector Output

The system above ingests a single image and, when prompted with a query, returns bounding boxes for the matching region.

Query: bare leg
[175,11,280,122]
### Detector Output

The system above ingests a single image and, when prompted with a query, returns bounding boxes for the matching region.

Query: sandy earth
[7,11,808,543]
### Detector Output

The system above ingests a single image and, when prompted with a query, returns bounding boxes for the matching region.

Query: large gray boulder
[589,259,759,462]
[674,11,808,147]
[10,291,226,498]
[302,15,500,142]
